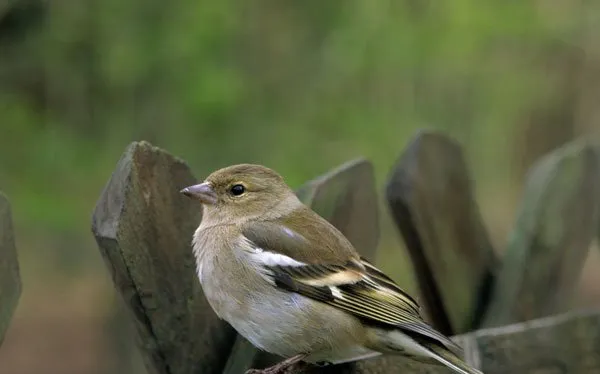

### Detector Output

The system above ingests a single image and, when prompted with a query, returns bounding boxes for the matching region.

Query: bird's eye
[230,184,245,196]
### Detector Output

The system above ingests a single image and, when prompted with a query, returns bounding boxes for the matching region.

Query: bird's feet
[244,354,307,374]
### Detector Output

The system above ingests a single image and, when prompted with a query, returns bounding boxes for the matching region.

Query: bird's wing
[239,219,461,355]
[241,207,360,265]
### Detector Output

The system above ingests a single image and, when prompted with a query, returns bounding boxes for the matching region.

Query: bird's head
[181,164,299,225]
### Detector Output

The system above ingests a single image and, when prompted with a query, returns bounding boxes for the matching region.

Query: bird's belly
[229,289,366,359]
[200,268,372,363]
[230,291,378,364]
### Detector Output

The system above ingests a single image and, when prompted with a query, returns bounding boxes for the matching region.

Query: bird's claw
[244,353,308,374]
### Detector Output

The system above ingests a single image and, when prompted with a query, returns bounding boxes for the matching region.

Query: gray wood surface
[0,192,21,346]
[483,140,600,328]
[385,130,497,335]
[288,309,600,374]
[91,141,237,374]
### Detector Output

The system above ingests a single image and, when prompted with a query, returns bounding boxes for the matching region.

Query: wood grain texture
[223,158,380,373]
[91,141,237,374]
[385,130,497,335]
[0,192,21,346]
[286,309,600,374]
[483,140,600,328]
[473,309,600,374]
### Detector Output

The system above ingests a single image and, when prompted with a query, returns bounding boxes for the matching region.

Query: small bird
[181,164,482,374]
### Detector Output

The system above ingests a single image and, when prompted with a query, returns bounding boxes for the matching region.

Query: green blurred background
[1,1,600,373]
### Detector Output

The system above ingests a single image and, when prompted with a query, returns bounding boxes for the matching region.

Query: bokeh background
[1,1,600,374]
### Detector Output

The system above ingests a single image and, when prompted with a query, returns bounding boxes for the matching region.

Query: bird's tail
[370,328,483,374]
[423,342,482,374]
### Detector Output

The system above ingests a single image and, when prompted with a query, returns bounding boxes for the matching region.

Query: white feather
[330,286,344,299]
[192,226,205,280]
[238,235,306,267]
[255,251,306,267]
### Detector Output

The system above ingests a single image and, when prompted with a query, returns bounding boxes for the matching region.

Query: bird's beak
[180,182,218,205]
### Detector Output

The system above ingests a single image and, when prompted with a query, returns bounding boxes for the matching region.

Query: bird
[180,163,483,374]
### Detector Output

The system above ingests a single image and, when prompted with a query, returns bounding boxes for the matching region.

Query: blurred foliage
[0,1,599,374]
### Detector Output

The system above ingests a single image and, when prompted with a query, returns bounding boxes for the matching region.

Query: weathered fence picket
[385,131,497,335]
[91,133,600,374]
[91,142,237,374]
[483,140,600,327]
[0,192,21,346]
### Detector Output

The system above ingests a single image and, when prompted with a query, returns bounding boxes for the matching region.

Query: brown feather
[241,206,359,264]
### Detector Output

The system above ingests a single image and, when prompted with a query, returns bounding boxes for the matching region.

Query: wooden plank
[290,309,600,374]
[223,159,380,373]
[0,192,21,346]
[91,141,237,374]
[483,140,600,328]
[385,130,497,335]
[296,158,379,262]
[471,309,600,374]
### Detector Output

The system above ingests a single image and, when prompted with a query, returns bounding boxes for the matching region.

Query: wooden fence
[0,192,21,347]
[90,130,600,374]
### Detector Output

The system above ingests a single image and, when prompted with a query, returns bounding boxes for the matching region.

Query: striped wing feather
[269,258,460,354]
[241,218,461,354]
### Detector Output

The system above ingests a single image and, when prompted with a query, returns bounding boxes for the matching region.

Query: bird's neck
[261,193,304,220]
[199,192,303,230]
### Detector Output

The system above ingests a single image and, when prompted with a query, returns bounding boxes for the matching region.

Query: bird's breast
[192,227,372,362]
